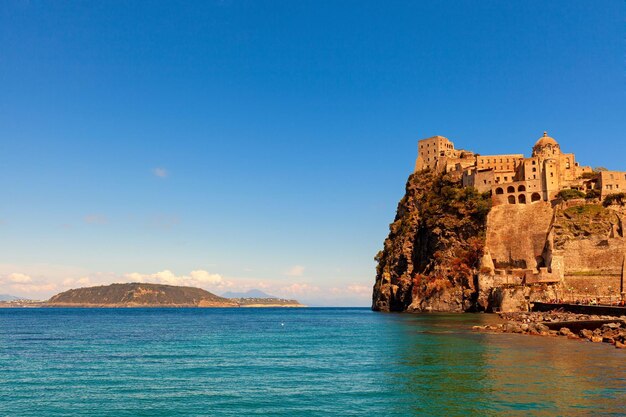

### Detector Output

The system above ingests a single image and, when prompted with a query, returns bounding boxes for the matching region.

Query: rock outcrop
[372,170,626,313]
[47,283,239,307]
[372,170,491,312]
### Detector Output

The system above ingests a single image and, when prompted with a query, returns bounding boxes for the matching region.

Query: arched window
[518,185,526,192]
[507,186,515,193]
[519,194,527,204]
[508,195,516,204]
[531,193,541,202]
[495,187,504,195]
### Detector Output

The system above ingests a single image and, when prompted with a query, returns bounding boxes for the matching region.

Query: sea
[0,308,624,416]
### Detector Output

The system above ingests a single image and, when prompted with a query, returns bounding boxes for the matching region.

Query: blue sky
[0,1,624,305]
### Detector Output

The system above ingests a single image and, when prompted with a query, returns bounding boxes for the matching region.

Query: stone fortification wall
[562,275,622,300]
[560,239,623,275]
[485,202,554,270]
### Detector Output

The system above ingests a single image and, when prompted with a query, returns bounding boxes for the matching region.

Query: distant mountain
[0,294,20,302]
[222,289,277,299]
[46,283,238,307]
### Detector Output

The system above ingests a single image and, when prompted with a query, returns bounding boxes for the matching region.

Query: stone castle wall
[485,202,554,270]
[481,200,625,311]
[560,239,623,275]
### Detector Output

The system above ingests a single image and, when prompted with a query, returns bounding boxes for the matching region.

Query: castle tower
[532,132,561,158]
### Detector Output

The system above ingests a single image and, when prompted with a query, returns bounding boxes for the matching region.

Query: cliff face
[47,283,239,307]
[373,168,626,313]
[372,170,491,312]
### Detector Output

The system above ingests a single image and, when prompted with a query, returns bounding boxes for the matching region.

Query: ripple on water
[0,308,624,416]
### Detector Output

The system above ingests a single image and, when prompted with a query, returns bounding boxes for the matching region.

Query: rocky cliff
[372,170,491,312]
[373,170,626,313]
[47,283,239,307]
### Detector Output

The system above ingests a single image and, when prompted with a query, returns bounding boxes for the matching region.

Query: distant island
[0,283,305,308]
[46,283,238,307]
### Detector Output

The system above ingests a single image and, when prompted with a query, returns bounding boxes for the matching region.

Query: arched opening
[531,193,541,202]
[507,186,515,193]
[518,185,526,192]
[519,194,527,204]
[508,195,516,204]
[495,187,504,195]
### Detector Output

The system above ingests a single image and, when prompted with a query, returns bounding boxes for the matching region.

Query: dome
[534,131,559,148]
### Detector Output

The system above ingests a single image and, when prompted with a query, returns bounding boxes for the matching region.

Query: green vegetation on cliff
[557,189,586,201]
[553,203,622,249]
[603,193,626,207]
[372,170,491,312]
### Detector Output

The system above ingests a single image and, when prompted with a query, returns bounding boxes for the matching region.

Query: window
[532,168,536,172]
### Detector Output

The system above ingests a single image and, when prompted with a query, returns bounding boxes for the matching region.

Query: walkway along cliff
[372,133,626,312]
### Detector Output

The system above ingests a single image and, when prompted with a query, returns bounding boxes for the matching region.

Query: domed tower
[532,131,561,158]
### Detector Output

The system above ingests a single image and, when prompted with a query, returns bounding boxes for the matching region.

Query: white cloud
[284,265,305,277]
[148,214,180,229]
[279,283,319,295]
[152,167,168,178]
[347,284,371,296]
[190,270,224,285]
[62,277,92,287]
[0,272,57,297]
[10,282,57,294]
[8,272,32,283]
[84,214,107,225]
[120,269,232,290]
[329,283,371,297]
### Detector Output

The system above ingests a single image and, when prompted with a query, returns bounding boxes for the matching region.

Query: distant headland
[1,283,304,308]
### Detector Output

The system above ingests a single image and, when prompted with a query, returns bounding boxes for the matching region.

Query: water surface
[0,308,623,416]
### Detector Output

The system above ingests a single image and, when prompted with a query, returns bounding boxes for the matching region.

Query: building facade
[413,132,623,206]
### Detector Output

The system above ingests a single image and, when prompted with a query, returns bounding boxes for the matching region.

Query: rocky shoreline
[473,311,626,349]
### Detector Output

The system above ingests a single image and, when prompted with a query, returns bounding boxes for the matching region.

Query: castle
[414,132,626,205]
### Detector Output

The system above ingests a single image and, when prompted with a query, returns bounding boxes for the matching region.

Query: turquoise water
[0,308,624,416]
